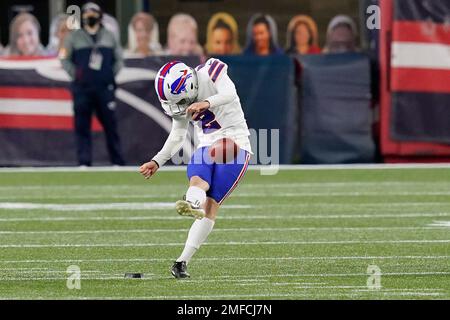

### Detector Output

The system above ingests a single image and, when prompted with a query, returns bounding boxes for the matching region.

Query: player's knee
[189,176,210,191]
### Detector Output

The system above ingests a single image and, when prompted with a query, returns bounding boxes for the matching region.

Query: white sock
[176,217,215,263]
[185,186,206,207]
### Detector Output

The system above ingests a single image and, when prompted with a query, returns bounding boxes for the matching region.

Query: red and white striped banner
[0,58,103,131]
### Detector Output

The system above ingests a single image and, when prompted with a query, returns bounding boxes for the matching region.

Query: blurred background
[0,0,449,166]
[0,0,363,49]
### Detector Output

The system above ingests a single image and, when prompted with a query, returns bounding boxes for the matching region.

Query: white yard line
[0,270,101,274]
[0,212,449,222]
[246,182,450,187]
[0,268,50,271]
[0,202,174,211]
[201,272,450,279]
[371,292,444,297]
[0,226,446,235]
[428,221,450,227]
[2,192,450,201]
[0,240,449,248]
[233,283,445,292]
[0,255,448,264]
[2,191,450,201]
[0,270,446,294]
[0,291,444,299]
[264,202,450,207]
[2,182,450,190]
[236,192,450,196]
[353,288,444,292]
[0,195,182,200]
[0,202,251,211]
[0,276,143,281]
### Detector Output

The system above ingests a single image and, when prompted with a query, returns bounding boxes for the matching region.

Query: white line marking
[0,277,147,281]
[0,226,446,235]
[232,283,445,293]
[270,282,326,286]
[2,192,450,200]
[0,195,182,200]
[0,292,444,299]
[0,268,50,271]
[0,202,251,211]
[428,221,450,228]
[375,292,444,297]
[202,272,450,278]
[249,182,450,187]
[3,191,450,197]
[236,192,450,196]
[0,240,449,248]
[0,202,173,211]
[0,212,449,222]
[2,181,450,190]
[2,192,450,201]
[352,288,444,292]
[0,270,101,274]
[0,256,447,264]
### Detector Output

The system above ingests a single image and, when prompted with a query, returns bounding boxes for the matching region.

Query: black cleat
[171,261,190,279]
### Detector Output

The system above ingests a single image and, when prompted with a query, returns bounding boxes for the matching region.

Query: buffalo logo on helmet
[170,70,192,95]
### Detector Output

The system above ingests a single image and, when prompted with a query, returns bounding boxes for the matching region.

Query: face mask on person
[83,16,100,28]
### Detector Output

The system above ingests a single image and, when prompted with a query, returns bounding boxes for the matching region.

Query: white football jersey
[192,58,252,152]
[153,58,252,167]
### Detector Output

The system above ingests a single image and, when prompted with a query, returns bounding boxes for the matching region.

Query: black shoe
[171,261,190,279]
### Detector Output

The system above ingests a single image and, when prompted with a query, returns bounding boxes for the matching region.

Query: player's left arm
[186,61,237,120]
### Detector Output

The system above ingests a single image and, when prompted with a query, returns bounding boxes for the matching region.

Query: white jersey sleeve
[206,72,238,109]
[151,115,189,167]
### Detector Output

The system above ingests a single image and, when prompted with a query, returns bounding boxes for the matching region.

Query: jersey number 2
[198,110,221,134]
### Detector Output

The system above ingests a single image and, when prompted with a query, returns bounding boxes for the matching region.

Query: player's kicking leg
[171,195,218,279]
[171,147,250,279]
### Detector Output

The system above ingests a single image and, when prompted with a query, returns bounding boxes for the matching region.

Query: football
[208,137,239,164]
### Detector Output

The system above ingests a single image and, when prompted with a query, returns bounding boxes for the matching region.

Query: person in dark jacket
[60,2,124,166]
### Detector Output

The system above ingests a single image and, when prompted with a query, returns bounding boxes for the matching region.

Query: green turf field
[0,166,449,300]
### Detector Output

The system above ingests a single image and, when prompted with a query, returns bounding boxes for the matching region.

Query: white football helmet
[154,61,198,116]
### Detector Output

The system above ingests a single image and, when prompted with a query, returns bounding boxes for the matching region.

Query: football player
[140,59,252,278]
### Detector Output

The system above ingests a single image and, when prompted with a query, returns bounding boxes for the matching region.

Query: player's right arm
[140,116,189,179]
